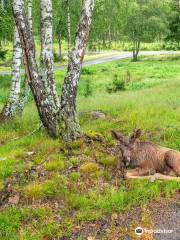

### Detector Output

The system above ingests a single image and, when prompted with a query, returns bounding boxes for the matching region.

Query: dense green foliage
[0,0,180,53]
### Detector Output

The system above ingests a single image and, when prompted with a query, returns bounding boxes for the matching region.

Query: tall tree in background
[166,0,180,46]
[123,0,170,61]
[0,0,32,121]
[66,0,71,53]
[59,0,95,140]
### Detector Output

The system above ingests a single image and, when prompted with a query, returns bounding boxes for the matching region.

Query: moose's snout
[122,157,131,167]
[125,161,130,167]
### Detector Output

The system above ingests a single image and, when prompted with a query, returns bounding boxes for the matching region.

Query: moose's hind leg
[163,165,176,176]
[164,151,180,177]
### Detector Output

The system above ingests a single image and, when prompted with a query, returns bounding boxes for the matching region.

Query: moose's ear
[111,130,124,142]
[130,129,142,143]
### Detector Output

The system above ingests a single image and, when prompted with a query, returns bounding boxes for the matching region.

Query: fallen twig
[0,124,43,147]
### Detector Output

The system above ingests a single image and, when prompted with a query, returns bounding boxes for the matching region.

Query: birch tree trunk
[59,0,95,141]
[12,0,58,137]
[1,0,4,8]
[18,0,32,113]
[66,0,71,54]
[40,0,59,110]
[0,0,33,120]
[0,28,22,121]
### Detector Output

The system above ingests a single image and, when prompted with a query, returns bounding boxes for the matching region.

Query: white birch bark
[66,0,71,54]
[27,0,32,34]
[40,0,59,110]
[12,0,58,137]
[18,0,32,113]
[1,0,4,9]
[0,0,33,120]
[0,28,22,121]
[59,0,95,141]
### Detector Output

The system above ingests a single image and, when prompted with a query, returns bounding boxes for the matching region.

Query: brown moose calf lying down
[111,129,180,180]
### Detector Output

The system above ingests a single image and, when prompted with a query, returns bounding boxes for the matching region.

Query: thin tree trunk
[132,40,140,62]
[59,0,95,141]
[18,0,33,114]
[0,0,33,120]
[58,33,62,59]
[40,0,59,110]
[12,0,58,138]
[0,28,22,121]
[66,0,71,54]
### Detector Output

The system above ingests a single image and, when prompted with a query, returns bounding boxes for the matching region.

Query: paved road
[0,50,180,76]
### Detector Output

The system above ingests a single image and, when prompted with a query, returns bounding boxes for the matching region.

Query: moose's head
[111,129,142,167]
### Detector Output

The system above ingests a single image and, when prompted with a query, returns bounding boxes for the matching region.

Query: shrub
[163,41,180,51]
[83,79,93,97]
[81,67,95,75]
[106,74,125,93]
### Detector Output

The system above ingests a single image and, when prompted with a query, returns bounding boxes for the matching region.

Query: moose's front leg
[126,169,139,177]
[126,167,153,179]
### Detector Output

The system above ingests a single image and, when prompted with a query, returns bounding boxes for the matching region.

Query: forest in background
[1,0,180,59]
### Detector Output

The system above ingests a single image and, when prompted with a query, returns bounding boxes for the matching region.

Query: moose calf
[111,129,180,178]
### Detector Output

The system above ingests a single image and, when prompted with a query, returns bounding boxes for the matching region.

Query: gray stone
[91,111,106,119]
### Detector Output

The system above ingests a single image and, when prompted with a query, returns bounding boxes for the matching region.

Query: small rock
[8,194,20,204]
[149,175,156,183]
[91,111,106,119]
[27,151,35,156]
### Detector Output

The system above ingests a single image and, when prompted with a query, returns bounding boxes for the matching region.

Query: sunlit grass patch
[45,158,64,171]
[80,162,99,175]
[24,175,67,201]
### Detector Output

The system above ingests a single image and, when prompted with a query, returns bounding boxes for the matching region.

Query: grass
[0,54,180,239]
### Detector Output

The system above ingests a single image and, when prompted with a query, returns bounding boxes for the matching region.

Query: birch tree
[12,0,95,140]
[12,0,58,137]
[0,0,33,120]
[59,0,95,140]
[66,0,71,54]
[40,0,59,110]
[0,28,22,121]
[18,0,32,114]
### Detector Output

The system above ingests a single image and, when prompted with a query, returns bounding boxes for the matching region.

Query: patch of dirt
[60,208,152,240]
[150,193,180,240]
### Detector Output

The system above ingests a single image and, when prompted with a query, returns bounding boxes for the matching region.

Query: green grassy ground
[0,54,180,240]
